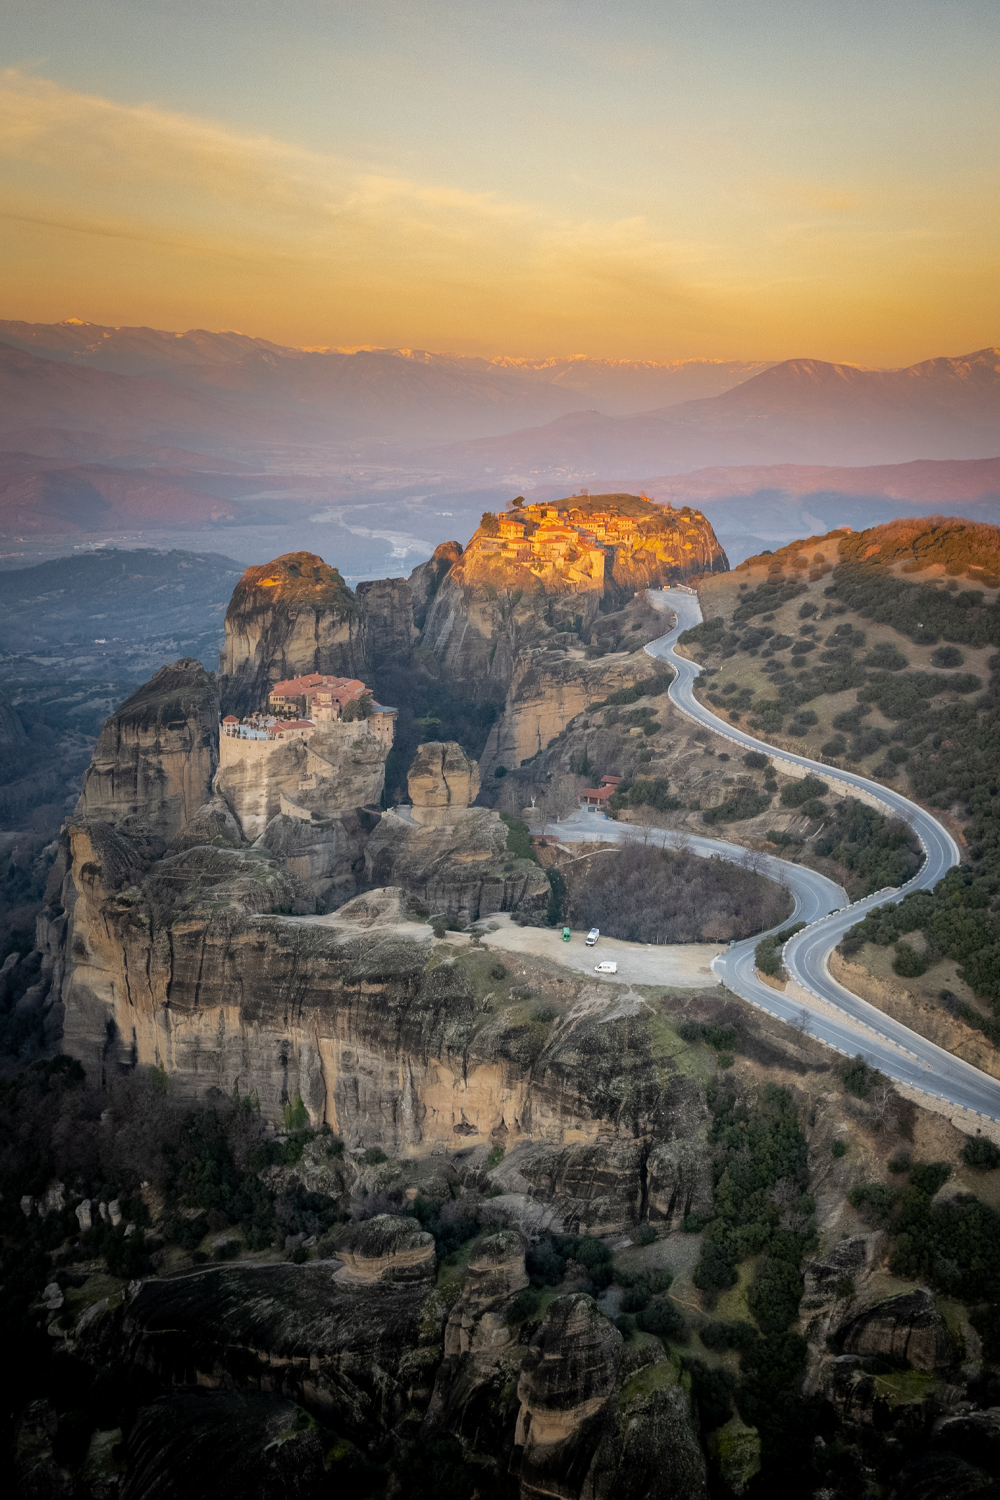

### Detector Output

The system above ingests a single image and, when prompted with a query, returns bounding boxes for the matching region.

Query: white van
[585,928,600,946]
[594,960,618,974]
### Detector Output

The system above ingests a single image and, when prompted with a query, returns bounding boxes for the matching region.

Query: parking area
[479,914,723,988]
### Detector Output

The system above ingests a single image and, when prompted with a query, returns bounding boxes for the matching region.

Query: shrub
[635,1296,686,1340]
[832,1139,847,1159]
[743,751,770,770]
[747,1258,804,1336]
[506,1286,542,1325]
[633,1223,657,1246]
[702,787,773,824]
[841,1054,875,1098]
[931,645,964,668]
[848,1181,896,1227]
[683,1358,736,1431]
[893,942,929,978]
[963,1137,1000,1170]
[620,1281,651,1313]
[780,775,829,808]
[363,1146,388,1165]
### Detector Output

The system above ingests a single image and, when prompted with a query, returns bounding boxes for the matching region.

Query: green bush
[893,941,929,978]
[832,1139,847,1159]
[848,1181,896,1227]
[747,1258,804,1336]
[633,1223,657,1246]
[963,1137,1000,1170]
[506,1286,542,1325]
[635,1296,686,1340]
[620,1282,651,1313]
[500,814,537,863]
[702,787,772,824]
[780,775,829,808]
[840,1053,875,1098]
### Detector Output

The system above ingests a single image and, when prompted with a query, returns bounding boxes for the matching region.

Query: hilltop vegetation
[686,517,1000,1050]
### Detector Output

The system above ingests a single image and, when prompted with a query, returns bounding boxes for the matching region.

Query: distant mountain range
[428,350,1000,477]
[1,318,998,561]
[0,320,770,455]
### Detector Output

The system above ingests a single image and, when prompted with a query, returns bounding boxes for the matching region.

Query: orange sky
[1,2,998,363]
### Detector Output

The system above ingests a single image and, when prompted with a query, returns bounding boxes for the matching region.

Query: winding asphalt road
[549,588,1000,1122]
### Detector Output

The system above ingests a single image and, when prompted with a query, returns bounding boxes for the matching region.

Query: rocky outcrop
[409,541,464,631]
[479,650,670,778]
[419,495,726,706]
[75,659,219,844]
[115,1260,447,1435]
[838,1289,955,1373]
[219,553,363,717]
[253,809,369,910]
[646,1134,714,1228]
[355,577,416,666]
[408,741,480,826]
[515,1295,623,1497]
[363,740,549,920]
[364,806,549,922]
[120,1390,327,1500]
[335,1214,436,1284]
[217,718,388,847]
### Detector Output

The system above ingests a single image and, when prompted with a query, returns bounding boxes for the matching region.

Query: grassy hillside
[690,516,1000,1047]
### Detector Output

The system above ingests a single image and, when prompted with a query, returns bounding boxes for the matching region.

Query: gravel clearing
[478,913,722,988]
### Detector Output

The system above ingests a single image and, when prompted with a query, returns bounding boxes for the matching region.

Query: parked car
[594,960,618,974]
[562,927,572,942]
[585,928,600,946]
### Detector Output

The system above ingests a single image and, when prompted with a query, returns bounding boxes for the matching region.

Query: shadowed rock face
[335,1214,436,1284]
[219,552,362,717]
[839,1289,955,1373]
[75,658,219,844]
[355,576,417,666]
[121,1391,328,1500]
[117,1261,446,1436]
[515,1295,623,1498]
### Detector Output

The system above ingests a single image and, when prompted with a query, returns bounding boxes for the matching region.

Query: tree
[480,512,500,536]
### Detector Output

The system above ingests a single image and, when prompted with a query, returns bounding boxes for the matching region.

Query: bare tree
[870,1084,893,1130]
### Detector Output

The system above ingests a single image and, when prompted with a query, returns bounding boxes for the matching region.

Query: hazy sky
[1,0,997,362]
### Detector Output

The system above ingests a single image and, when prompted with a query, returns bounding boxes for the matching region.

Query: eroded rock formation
[364,741,549,920]
[219,552,363,717]
[408,741,480,827]
[75,659,219,845]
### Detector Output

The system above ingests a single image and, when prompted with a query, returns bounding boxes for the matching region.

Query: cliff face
[364,741,550,920]
[40,813,706,1189]
[355,576,417,666]
[75,658,219,845]
[216,721,388,840]
[219,552,363,716]
[419,494,726,707]
[478,648,664,777]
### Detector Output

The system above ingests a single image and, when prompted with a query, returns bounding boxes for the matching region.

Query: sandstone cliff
[419,495,726,706]
[75,658,219,845]
[364,741,550,920]
[219,552,363,716]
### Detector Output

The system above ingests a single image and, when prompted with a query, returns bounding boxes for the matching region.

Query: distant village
[220,672,397,752]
